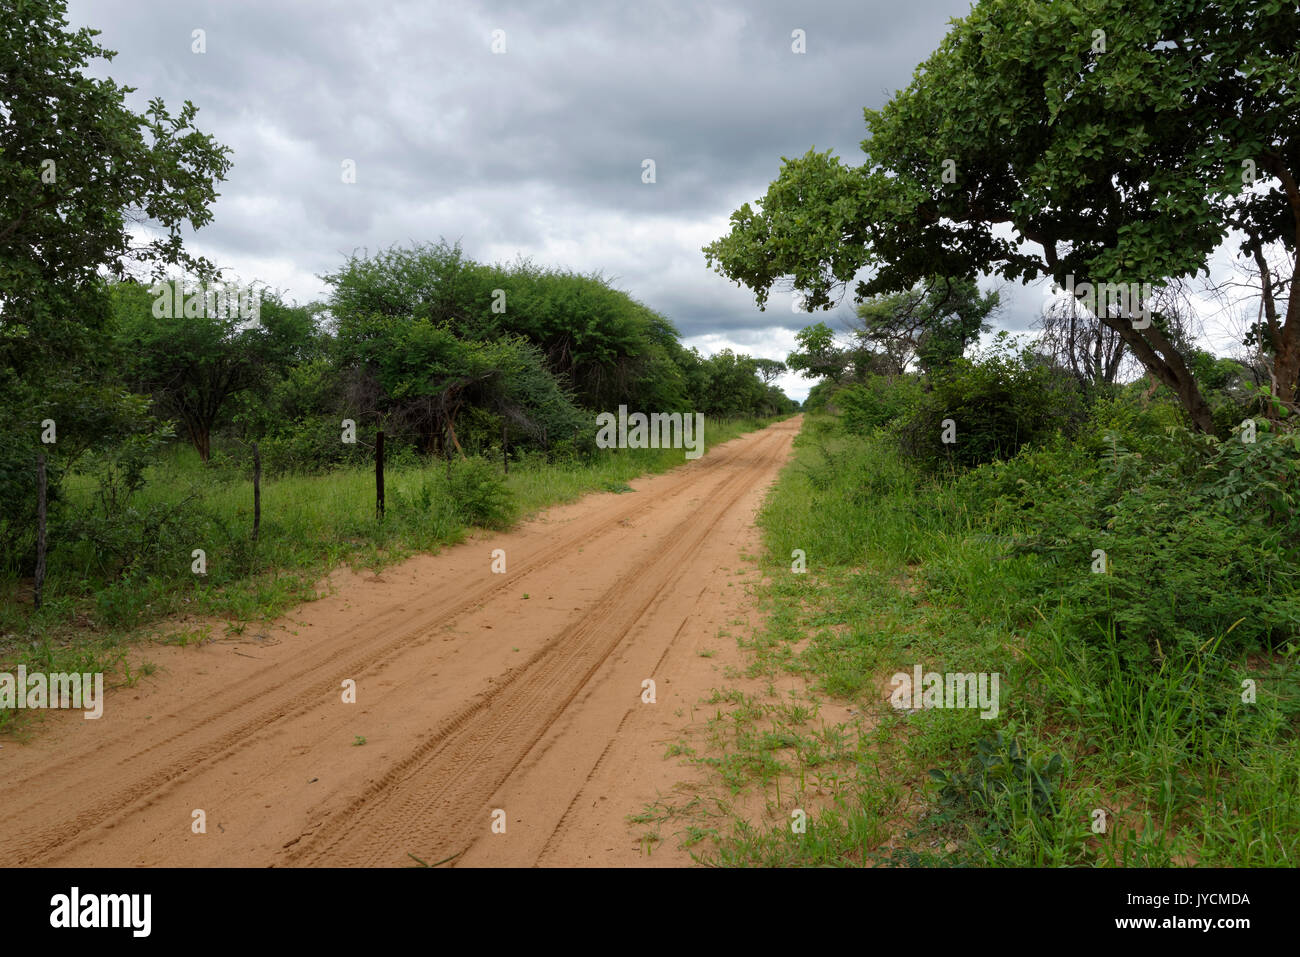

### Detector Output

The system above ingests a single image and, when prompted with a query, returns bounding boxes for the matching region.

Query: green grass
[661,414,1300,867]
[0,415,781,733]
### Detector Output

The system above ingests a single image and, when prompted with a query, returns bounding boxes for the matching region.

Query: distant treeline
[0,240,797,572]
[26,240,795,468]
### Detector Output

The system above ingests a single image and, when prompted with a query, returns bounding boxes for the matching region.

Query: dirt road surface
[0,416,800,867]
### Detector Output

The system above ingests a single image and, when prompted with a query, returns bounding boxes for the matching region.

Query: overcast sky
[64,0,1248,402]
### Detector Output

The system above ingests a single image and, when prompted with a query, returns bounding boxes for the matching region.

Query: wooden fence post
[34,452,47,611]
[375,429,385,519]
[252,442,261,541]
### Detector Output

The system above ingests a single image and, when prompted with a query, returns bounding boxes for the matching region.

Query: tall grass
[697,415,1300,867]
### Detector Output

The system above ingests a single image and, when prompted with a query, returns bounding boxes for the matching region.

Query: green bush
[836,374,924,435]
[1008,425,1300,661]
[1080,391,1185,460]
[442,456,515,529]
[57,496,215,586]
[247,416,373,476]
[894,336,1083,473]
[803,380,837,414]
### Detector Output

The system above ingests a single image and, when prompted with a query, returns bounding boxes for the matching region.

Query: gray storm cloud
[68,0,988,398]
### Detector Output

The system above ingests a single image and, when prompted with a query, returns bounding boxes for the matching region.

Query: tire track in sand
[0,417,799,867]
[286,424,791,865]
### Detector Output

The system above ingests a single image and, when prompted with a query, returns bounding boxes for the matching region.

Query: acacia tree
[323,242,690,413]
[704,0,1300,432]
[336,311,585,457]
[786,322,848,383]
[752,358,787,385]
[856,276,999,376]
[114,283,317,461]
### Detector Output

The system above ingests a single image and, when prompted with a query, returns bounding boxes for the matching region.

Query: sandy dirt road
[0,416,800,867]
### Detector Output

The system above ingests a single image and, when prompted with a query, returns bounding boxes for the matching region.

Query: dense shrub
[803,380,837,414]
[894,336,1084,472]
[836,374,924,434]
[1077,391,1185,460]
[254,416,373,475]
[1187,350,1272,438]
[57,498,215,585]
[1002,424,1300,661]
[442,456,516,529]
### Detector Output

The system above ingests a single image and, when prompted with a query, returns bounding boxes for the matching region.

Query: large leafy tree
[334,303,588,457]
[113,282,318,461]
[785,321,849,383]
[705,0,1300,432]
[1,0,232,376]
[695,349,765,417]
[324,242,691,412]
[1,0,231,557]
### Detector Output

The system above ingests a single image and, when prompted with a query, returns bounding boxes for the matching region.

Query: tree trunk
[1099,313,1216,434]
[180,413,212,462]
[446,416,464,458]
[1271,338,1300,415]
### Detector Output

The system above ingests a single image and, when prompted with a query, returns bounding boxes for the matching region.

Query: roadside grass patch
[664,415,1300,867]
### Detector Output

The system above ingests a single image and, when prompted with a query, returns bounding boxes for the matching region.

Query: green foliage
[704,0,1300,427]
[1078,390,1185,460]
[0,386,167,574]
[802,380,838,414]
[855,276,999,375]
[0,434,56,573]
[255,416,371,476]
[59,496,214,599]
[440,456,516,530]
[752,358,787,384]
[327,241,793,452]
[1,0,232,453]
[693,348,794,417]
[930,732,1064,822]
[835,375,924,435]
[113,282,320,460]
[1184,350,1272,436]
[786,322,847,383]
[325,241,712,415]
[895,336,1083,472]
[1004,424,1300,660]
[336,307,588,457]
[741,412,1300,866]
